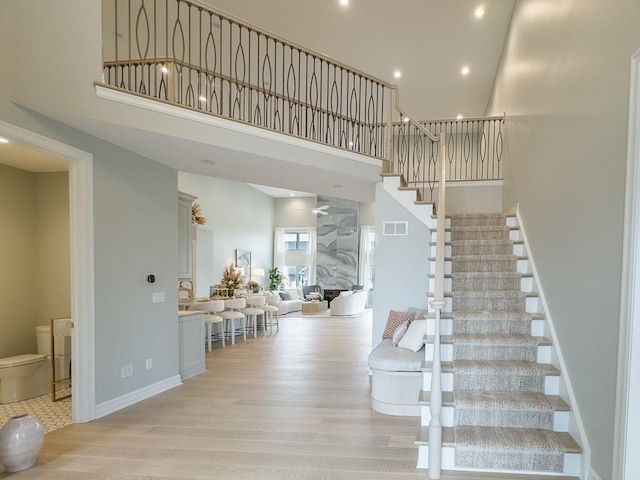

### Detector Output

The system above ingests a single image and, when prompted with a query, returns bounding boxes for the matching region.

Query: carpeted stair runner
[449,213,565,473]
[455,426,564,472]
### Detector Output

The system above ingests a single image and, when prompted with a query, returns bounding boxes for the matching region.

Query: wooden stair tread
[422,361,560,376]
[415,427,582,454]
[425,334,552,346]
[424,311,545,321]
[418,391,570,411]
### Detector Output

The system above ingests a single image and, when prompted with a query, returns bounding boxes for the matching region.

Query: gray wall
[487,1,640,477]
[178,173,275,290]
[0,168,70,358]
[35,173,71,328]
[372,183,430,347]
[93,141,178,403]
[274,196,316,228]
[0,165,37,357]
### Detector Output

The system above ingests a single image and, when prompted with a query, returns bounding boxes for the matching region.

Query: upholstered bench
[368,339,424,416]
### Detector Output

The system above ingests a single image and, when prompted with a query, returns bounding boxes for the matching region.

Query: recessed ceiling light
[199,95,207,103]
[393,70,402,79]
[340,0,348,6]
[290,193,295,197]
[160,65,169,74]
[0,137,8,144]
[456,114,464,120]
[461,66,470,76]
[474,7,485,18]
[201,159,215,165]
[402,117,410,123]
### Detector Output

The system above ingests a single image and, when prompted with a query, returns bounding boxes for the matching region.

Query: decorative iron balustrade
[102,0,391,158]
[391,115,504,201]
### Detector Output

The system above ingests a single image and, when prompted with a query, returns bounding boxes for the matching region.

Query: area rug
[286,308,372,320]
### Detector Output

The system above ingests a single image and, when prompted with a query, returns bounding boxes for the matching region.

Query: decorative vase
[0,414,44,473]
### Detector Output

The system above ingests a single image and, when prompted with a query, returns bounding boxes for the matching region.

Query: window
[283,265,308,288]
[284,232,309,250]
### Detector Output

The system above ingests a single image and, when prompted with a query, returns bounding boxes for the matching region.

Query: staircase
[416,212,583,477]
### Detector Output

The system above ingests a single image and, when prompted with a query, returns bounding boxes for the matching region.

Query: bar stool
[242,295,266,337]
[221,298,247,344]
[188,300,226,351]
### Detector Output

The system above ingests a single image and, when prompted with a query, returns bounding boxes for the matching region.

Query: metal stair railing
[101,0,392,160]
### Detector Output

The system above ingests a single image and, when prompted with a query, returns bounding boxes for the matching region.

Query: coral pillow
[382,310,415,339]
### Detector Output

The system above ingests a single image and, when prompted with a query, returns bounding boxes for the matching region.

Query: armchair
[329,290,368,316]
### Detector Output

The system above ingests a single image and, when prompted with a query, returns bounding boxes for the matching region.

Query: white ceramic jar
[0,414,44,472]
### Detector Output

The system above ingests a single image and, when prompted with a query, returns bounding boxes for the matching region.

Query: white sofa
[265,289,303,315]
[329,290,368,316]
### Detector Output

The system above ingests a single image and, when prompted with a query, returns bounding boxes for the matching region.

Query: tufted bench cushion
[368,339,424,372]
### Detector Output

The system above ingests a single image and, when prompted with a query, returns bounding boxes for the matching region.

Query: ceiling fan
[312,205,329,216]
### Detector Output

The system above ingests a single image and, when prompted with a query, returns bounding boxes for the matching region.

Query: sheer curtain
[273,228,285,273]
[359,226,375,291]
[306,227,317,284]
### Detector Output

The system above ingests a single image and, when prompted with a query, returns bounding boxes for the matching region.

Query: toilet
[36,325,72,381]
[0,354,49,404]
[0,324,72,404]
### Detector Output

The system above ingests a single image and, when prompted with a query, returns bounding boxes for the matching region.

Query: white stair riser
[420,407,570,432]
[423,373,560,396]
[416,446,581,476]
[424,344,552,364]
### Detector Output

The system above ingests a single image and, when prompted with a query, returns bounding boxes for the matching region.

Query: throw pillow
[339,290,353,297]
[279,292,291,301]
[286,289,299,300]
[392,321,409,346]
[397,319,428,352]
[409,307,428,321]
[382,310,415,339]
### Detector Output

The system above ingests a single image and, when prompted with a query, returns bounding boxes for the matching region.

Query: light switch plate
[152,292,166,303]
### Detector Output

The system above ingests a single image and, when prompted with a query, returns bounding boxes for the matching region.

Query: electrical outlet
[152,292,166,303]
[120,364,133,378]
[145,358,152,370]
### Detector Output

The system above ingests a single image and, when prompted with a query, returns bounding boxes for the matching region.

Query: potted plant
[247,280,261,293]
[268,267,284,291]
[220,263,245,297]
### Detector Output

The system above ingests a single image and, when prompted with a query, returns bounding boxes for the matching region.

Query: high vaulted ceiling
[204,0,515,120]
[2,0,515,199]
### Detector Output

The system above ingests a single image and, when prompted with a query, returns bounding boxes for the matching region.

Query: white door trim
[0,120,96,423]
[614,49,640,480]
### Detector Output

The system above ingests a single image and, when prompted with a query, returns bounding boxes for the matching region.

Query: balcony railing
[102,0,391,159]
[101,0,504,197]
[391,114,504,201]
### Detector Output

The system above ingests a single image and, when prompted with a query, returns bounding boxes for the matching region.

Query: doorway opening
[0,120,95,424]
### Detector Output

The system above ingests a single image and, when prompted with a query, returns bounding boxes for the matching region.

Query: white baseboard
[94,375,182,419]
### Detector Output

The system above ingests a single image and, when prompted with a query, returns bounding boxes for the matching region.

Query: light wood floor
[1,313,575,479]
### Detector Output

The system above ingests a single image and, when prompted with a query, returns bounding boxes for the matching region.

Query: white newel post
[428,134,447,479]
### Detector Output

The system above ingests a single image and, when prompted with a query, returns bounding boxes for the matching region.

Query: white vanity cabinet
[178,191,197,280]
